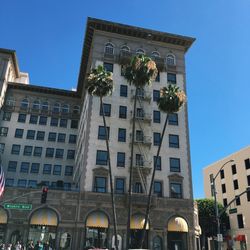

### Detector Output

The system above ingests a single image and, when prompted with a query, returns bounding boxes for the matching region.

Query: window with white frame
[32,100,40,110]
[151,51,160,57]
[166,54,175,66]
[105,42,114,55]
[20,98,29,109]
[136,48,145,55]
[121,45,130,52]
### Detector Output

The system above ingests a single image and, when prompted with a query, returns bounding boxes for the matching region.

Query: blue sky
[1,0,250,198]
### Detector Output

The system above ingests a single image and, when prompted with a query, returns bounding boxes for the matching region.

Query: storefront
[0,207,8,244]
[28,208,58,248]
[167,216,189,250]
[85,211,109,249]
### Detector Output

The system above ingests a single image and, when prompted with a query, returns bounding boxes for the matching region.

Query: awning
[168,217,188,232]
[0,207,7,224]
[86,211,109,228]
[130,214,149,230]
[30,208,58,226]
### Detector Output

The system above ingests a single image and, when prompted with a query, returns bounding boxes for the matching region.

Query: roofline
[76,17,196,95]
[7,82,81,98]
[203,145,250,170]
[0,48,20,77]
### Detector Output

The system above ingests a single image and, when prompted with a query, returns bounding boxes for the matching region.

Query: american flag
[0,164,5,197]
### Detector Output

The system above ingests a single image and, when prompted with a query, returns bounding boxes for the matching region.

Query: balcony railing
[131,89,151,102]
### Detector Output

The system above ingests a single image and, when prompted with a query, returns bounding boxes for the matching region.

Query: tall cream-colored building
[0,18,196,249]
[203,146,250,249]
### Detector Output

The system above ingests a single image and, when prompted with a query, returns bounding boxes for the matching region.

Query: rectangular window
[94,177,107,193]
[27,130,35,139]
[0,127,8,136]
[231,164,237,175]
[119,106,127,119]
[30,163,40,173]
[153,90,160,102]
[170,183,182,198]
[154,181,162,197]
[20,162,29,173]
[153,132,161,146]
[29,115,38,124]
[245,159,250,170]
[57,133,66,142]
[18,179,27,188]
[15,128,24,138]
[117,152,125,167]
[0,143,5,153]
[53,165,62,175]
[237,214,244,228]
[220,170,225,179]
[33,147,42,157]
[247,175,250,186]
[170,158,181,172]
[235,196,241,206]
[169,134,179,148]
[69,134,77,143]
[48,132,56,142]
[46,148,54,157]
[8,161,17,172]
[100,103,111,117]
[223,198,227,207]
[154,156,161,170]
[167,73,176,84]
[36,131,45,140]
[98,126,110,140]
[120,85,128,97]
[136,130,144,142]
[65,166,73,176]
[3,112,11,121]
[28,180,37,188]
[23,146,32,156]
[67,150,75,159]
[115,178,125,194]
[136,108,144,118]
[153,110,161,123]
[71,120,78,129]
[39,116,47,125]
[136,154,144,166]
[96,150,108,165]
[64,183,71,191]
[233,179,239,190]
[11,144,21,155]
[103,62,113,72]
[118,128,126,142]
[133,182,143,193]
[18,113,26,123]
[55,149,64,158]
[155,72,160,82]
[50,117,59,126]
[168,113,178,125]
[60,118,68,128]
[222,184,226,193]
[43,164,52,174]
[5,178,14,187]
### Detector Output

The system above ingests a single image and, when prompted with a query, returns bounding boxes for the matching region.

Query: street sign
[217,234,223,242]
[229,208,237,214]
[4,203,32,210]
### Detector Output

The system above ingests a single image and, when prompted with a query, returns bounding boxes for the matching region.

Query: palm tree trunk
[139,114,169,248]
[126,87,138,250]
[100,97,118,250]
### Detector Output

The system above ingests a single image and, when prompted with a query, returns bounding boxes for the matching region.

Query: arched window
[32,100,40,110]
[121,45,130,52]
[61,104,69,113]
[151,51,160,57]
[73,105,80,114]
[20,99,29,110]
[41,101,49,111]
[6,97,15,107]
[53,103,60,113]
[105,42,114,55]
[136,48,145,55]
[153,236,163,250]
[166,54,176,66]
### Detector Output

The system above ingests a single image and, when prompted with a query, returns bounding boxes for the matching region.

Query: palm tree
[86,65,119,250]
[123,55,158,249]
[139,84,186,248]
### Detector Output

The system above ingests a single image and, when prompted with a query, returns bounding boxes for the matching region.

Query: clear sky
[1,0,250,198]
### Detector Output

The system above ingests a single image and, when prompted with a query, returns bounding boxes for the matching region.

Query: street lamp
[211,159,234,250]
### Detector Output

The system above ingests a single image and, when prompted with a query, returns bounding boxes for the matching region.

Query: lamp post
[211,159,234,250]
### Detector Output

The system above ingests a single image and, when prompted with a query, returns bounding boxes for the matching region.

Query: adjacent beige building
[0,18,196,249]
[203,146,250,249]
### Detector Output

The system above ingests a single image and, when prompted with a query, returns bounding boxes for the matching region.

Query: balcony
[103,52,115,62]
[119,50,132,65]
[133,112,151,123]
[134,135,152,146]
[131,89,151,102]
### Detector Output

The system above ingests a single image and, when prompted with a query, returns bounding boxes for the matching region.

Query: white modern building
[0,18,195,250]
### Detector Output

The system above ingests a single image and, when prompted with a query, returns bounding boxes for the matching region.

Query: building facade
[0,18,195,249]
[203,146,250,250]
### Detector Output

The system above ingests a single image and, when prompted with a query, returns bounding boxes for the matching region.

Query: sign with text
[229,208,237,214]
[4,203,32,210]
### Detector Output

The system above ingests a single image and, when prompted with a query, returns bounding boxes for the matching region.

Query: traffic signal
[41,187,48,204]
